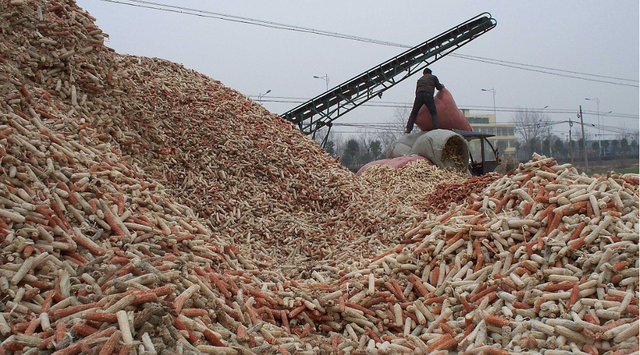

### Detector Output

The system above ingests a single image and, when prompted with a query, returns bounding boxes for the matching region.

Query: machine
[453,129,501,176]
[280,13,500,174]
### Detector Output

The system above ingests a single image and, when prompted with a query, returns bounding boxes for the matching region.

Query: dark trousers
[406,91,438,132]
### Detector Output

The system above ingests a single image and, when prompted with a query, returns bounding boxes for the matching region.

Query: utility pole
[568,119,574,165]
[585,97,601,157]
[547,126,551,157]
[578,105,588,173]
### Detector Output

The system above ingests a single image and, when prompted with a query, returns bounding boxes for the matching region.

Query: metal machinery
[281,12,497,147]
[452,130,501,176]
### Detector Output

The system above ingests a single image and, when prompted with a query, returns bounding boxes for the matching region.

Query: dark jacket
[415,73,443,96]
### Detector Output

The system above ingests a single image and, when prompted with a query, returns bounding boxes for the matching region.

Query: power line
[95,0,407,47]
[257,96,639,120]
[95,0,639,88]
[450,54,638,84]
[448,54,638,88]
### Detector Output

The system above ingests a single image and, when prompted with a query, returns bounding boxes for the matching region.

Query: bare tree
[355,130,380,162]
[331,133,346,159]
[376,105,410,155]
[553,139,566,160]
[512,108,550,157]
[392,105,411,132]
[610,139,620,160]
[620,137,629,159]
[312,127,341,157]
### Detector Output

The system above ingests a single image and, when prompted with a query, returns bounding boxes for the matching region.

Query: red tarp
[415,88,472,132]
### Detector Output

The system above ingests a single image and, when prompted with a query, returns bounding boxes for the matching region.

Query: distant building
[461,109,517,158]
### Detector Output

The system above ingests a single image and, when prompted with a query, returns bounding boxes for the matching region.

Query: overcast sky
[76,1,639,141]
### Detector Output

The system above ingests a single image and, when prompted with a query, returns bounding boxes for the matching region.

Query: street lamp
[313,74,330,91]
[585,97,601,156]
[481,88,496,122]
[258,89,271,103]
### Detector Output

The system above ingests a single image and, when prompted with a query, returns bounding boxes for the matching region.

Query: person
[405,68,444,134]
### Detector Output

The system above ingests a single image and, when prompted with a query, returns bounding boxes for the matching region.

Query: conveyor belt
[281,12,497,146]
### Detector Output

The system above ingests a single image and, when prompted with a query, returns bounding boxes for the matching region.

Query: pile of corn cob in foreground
[0,1,637,354]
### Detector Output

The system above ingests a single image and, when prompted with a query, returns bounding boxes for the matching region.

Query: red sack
[356,156,431,176]
[415,88,472,131]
